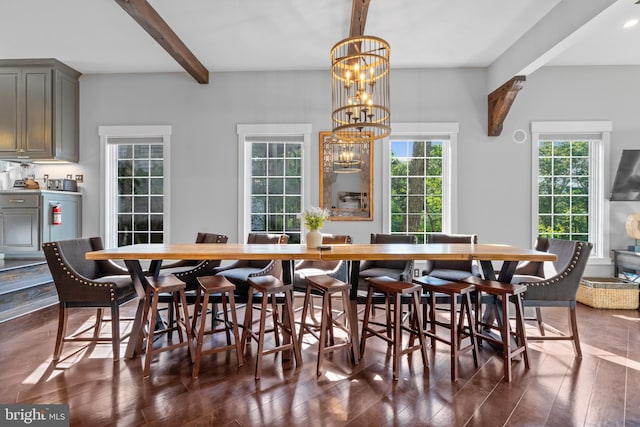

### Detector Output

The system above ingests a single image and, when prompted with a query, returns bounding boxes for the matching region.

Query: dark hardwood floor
[1,299,639,426]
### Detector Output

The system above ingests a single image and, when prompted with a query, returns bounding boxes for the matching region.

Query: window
[99,125,171,248]
[237,124,312,244]
[383,123,458,243]
[531,121,611,260]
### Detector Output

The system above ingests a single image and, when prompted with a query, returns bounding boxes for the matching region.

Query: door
[0,208,40,252]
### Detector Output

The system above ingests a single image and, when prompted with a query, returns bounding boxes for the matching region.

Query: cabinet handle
[9,199,25,203]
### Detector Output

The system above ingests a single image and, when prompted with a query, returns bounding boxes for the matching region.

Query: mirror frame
[319,131,373,221]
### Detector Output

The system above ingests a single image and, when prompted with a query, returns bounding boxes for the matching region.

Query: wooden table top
[86,243,556,262]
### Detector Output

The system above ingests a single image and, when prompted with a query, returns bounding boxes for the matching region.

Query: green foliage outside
[390,140,443,243]
[537,140,590,242]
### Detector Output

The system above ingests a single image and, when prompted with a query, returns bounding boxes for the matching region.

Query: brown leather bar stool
[190,276,243,379]
[138,274,192,378]
[299,274,358,377]
[413,275,479,381]
[242,275,302,380]
[361,276,429,380]
[463,276,529,383]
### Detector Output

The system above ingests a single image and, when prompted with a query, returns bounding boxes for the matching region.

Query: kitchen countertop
[0,189,82,195]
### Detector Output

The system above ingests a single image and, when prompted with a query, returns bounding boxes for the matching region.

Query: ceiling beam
[114,0,209,84]
[349,0,370,38]
[487,76,525,137]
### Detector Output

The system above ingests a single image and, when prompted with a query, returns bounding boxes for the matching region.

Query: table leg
[124,260,148,358]
[348,260,361,361]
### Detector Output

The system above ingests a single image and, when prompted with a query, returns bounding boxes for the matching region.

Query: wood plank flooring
[1,299,639,426]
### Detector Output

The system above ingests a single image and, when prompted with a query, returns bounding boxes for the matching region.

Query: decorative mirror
[319,131,373,221]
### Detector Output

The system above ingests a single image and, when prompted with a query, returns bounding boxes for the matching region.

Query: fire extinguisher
[52,204,62,225]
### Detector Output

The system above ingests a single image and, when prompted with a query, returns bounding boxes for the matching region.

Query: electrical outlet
[43,174,49,181]
[75,174,84,183]
[414,268,420,277]
[66,174,72,179]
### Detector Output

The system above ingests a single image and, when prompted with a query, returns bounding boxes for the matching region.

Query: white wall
[40,65,640,274]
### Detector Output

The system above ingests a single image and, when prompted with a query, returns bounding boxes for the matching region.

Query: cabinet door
[22,68,52,158]
[42,195,81,243]
[0,208,40,252]
[54,71,79,162]
[0,69,20,154]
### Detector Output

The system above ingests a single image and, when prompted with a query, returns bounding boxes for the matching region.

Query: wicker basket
[577,277,639,309]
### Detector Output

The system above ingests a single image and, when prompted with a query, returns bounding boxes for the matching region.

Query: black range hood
[610,149,640,201]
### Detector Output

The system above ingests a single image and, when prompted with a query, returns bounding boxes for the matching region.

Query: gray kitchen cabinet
[0,194,40,253]
[0,190,81,257]
[0,59,80,162]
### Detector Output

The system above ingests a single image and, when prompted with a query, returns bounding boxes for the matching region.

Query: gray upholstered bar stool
[138,274,192,378]
[413,275,479,380]
[242,275,302,380]
[361,276,429,380]
[190,276,243,379]
[299,274,358,376]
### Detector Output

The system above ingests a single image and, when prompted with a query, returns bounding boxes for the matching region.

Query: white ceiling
[0,0,638,76]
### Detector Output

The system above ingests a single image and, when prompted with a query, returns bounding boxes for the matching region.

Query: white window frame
[98,125,172,249]
[530,121,611,261]
[382,122,459,235]
[236,123,312,242]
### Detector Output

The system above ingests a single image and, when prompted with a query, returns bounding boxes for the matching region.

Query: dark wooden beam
[349,0,370,38]
[487,76,526,137]
[114,0,209,84]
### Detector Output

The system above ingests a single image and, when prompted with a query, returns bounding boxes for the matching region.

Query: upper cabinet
[0,59,80,162]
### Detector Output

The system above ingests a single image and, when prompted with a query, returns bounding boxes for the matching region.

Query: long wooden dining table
[86,242,556,372]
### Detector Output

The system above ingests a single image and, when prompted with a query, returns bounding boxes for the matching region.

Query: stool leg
[271,295,281,347]
[284,290,302,367]
[298,287,313,349]
[192,291,210,379]
[178,289,192,360]
[428,291,436,348]
[341,289,357,365]
[191,287,203,339]
[449,293,458,381]
[144,290,160,378]
[392,293,402,381]
[412,291,429,370]
[242,292,254,350]
[221,295,231,345]
[138,287,153,356]
[462,293,479,367]
[513,294,529,369]
[500,295,511,383]
[173,293,184,343]
[228,292,244,367]
[255,292,268,380]
[360,287,375,358]
[317,292,330,376]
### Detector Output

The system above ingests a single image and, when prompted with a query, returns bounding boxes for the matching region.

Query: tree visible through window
[390,140,443,243]
[537,139,590,242]
[116,143,164,246]
[250,141,302,243]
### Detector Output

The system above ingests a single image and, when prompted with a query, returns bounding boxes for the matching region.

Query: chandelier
[331,135,363,174]
[331,35,390,142]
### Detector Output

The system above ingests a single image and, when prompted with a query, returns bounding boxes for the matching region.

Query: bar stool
[361,276,429,380]
[299,274,358,376]
[190,276,243,379]
[242,275,302,380]
[138,274,192,378]
[413,276,479,381]
[463,276,529,383]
